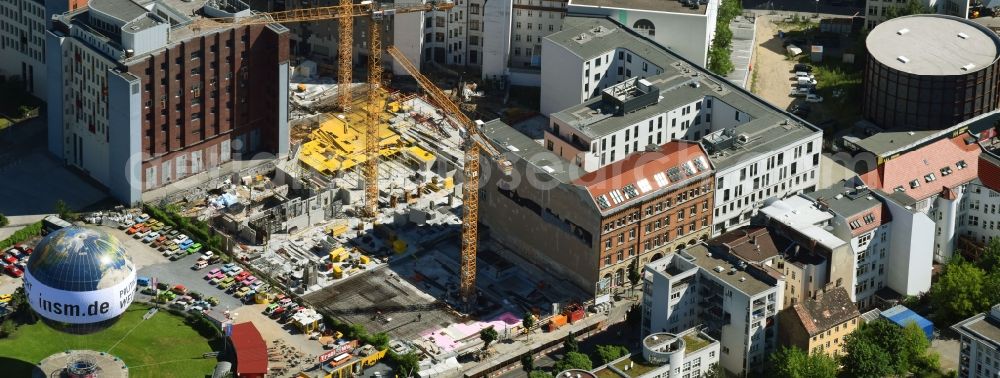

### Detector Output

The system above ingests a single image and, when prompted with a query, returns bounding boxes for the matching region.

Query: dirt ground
[752,15,797,110]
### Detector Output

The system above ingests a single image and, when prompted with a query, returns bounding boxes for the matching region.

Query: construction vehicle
[195,0,455,218]
[386,46,512,304]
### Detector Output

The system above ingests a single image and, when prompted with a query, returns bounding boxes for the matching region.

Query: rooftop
[792,287,860,336]
[760,196,846,251]
[866,14,1000,76]
[707,226,780,264]
[543,16,820,170]
[979,145,1000,192]
[569,0,711,15]
[953,305,1000,347]
[574,141,713,214]
[861,135,981,202]
[849,111,1000,157]
[802,180,891,237]
[482,119,576,184]
[684,244,776,296]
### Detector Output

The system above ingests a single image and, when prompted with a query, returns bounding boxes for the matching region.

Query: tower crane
[386,46,512,304]
[196,1,455,218]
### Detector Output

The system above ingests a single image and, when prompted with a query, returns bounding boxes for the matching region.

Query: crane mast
[386,46,512,304]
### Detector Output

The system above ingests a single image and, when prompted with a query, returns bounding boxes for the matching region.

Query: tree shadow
[0,356,42,378]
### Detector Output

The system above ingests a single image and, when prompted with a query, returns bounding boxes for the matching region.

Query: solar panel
[693,156,708,171]
[596,195,610,209]
[622,184,639,199]
[667,167,682,182]
[654,173,669,187]
[636,178,652,193]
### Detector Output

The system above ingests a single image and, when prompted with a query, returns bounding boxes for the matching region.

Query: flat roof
[954,306,1000,347]
[684,244,775,296]
[568,0,710,15]
[482,119,577,184]
[866,15,1000,76]
[803,182,882,219]
[545,16,820,171]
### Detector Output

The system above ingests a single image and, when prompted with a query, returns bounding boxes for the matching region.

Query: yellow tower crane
[196,1,455,218]
[386,46,512,303]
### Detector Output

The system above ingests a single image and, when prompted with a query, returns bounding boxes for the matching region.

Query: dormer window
[910,180,920,189]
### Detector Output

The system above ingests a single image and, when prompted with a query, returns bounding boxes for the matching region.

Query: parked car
[202,250,214,258]
[119,219,135,230]
[172,235,189,245]
[790,87,811,97]
[242,276,257,286]
[193,260,208,270]
[794,63,812,72]
[805,93,824,103]
[234,271,251,281]
[227,266,244,276]
[187,243,203,254]
[4,265,23,278]
[796,77,817,87]
[143,231,160,243]
[135,213,150,223]
[126,224,144,235]
[179,239,194,250]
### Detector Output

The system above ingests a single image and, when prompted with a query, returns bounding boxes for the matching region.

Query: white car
[202,250,214,258]
[796,77,817,86]
[172,235,189,245]
[805,94,824,103]
[789,87,810,97]
[795,71,814,78]
[227,266,244,276]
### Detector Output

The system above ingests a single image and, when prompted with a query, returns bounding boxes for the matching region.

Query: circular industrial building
[24,226,136,334]
[863,14,1000,130]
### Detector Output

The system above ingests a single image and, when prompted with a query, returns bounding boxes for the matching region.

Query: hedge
[0,222,42,250]
[143,204,226,254]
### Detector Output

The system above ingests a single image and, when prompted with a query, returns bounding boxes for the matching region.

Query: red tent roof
[231,322,268,376]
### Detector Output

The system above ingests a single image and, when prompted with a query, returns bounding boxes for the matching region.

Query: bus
[42,215,72,235]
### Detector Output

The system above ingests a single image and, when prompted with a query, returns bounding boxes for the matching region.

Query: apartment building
[760,181,894,309]
[952,304,1000,378]
[46,0,290,204]
[641,244,784,376]
[539,16,823,235]
[778,287,861,357]
[958,141,1000,253]
[478,126,715,294]
[851,115,991,265]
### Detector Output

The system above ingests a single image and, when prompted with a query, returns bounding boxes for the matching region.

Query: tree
[0,213,8,227]
[0,319,15,338]
[595,344,629,365]
[627,258,641,294]
[394,352,420,377]
[768,346,837,378]
[521,354,534,374]
[930,258,990,323]
[522,314,535,341]
[709,46,734,76]
[554,351,592,371]
[842,318,933,376]
[54,200,75,221]
[528,372,554,378]
[885,0,933,19]
[480,326,499,350]
[842,334,894,377]
[369,332,390,350]
[564,331,579,353]
[9,287,28,315]
[979,238,1000,272]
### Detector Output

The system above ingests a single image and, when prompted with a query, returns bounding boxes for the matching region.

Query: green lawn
[0,304,220,378]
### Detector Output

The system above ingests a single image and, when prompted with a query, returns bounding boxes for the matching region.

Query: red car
[15,245,32,255]
[3,255,17,265]
[234,271,251,281]
[5,265,23,278]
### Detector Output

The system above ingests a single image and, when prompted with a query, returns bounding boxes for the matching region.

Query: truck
[42,215,72,235]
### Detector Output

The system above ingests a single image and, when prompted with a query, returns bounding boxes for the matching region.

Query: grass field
[0,304,220,378]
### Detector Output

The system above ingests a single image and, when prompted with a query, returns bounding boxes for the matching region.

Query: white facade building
[642,245,783,376]
[958,145,1000,251]
[761,182,893,310]
[952,304,1000,378]
[0,0,48,98]
[540,16,822,235]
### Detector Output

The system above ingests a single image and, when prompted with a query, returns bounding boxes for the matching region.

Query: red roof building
[230,322,268,378]
[860,135,981,201]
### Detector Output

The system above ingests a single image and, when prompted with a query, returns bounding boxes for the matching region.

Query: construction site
[143,2,592,369]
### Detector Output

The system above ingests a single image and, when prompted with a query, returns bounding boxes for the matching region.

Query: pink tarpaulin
[419,312,522,352]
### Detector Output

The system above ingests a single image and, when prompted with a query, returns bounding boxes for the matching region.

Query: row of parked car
[204,263,267,302]
[788,63,824,104]
[1,245,32,278]
[264,295,310,325]
[121,216,207,260]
